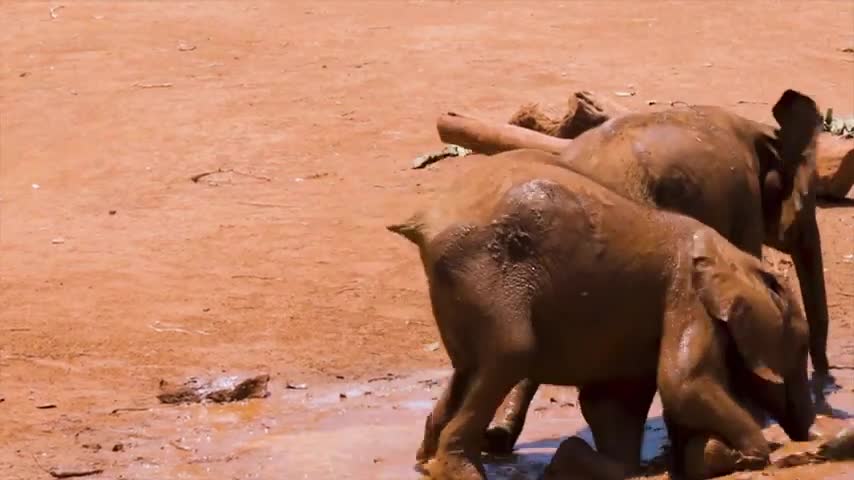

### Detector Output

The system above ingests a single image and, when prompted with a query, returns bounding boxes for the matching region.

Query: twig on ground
[231,169,271,181]
[133,82,173,89]
[169,440,192,452]
[236,201,291,208]
[191,168,271,183]
[110,407,151,415]
[49,469,104,479]
[190,169,222,182]
[149,321,210,336]
[231,274,279,280]
[32,454,103,479]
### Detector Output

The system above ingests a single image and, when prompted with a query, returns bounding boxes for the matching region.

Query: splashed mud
[95,369,852,479]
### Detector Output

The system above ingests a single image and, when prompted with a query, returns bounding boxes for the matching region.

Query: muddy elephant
[387,150,814,480]
[484,89,829,455]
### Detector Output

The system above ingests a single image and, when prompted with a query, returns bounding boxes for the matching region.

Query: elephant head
[692,232,815,441]
[758,90,829,377]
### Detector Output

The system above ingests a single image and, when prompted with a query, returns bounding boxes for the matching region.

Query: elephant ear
[691,232,788,384]
[772,89,820,172]
[771,90,821,217]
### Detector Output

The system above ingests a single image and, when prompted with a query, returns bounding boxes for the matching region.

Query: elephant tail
[386,215,427,247]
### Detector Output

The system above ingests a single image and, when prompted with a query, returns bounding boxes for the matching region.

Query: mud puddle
[97,368,853,479]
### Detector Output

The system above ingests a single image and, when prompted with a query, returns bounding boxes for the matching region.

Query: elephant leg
[428,364,525,480]
[578,377,657,473]
[417,369,472,463]
[483,378,539,454]
[542,436,625,480]
[791,217,832,380]
[662,410,687,476]
[680,434,767,480]
[662,380,769,478]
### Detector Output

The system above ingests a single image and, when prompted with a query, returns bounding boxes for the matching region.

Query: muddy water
[108,368,854,479]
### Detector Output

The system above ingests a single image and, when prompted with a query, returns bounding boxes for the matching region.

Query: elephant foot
[812,370,838,393]
[483,424,518,455]
[811,371,839,417]
[425,452,485,480]
[682,436,768,480]
[417,413,440,464]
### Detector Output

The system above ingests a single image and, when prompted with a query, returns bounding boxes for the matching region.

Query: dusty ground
[1,1,852,479]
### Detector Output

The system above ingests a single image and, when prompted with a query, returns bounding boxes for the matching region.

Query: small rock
[614,91,636,97]
[51,237,65,245]
[703,62,714,67]
[19,72,29,77]
[335,375,345,380]
[647,100,657,105]
[36,403,57,409]
[31,183,40,189]
[372,457,382,463]
[286,382,307,390]
[177,43,197,52]
[423,342,440,352]
[112,443,124,452]
[81,443,101,451]
[109,210,117,215]
[339,392,347,399]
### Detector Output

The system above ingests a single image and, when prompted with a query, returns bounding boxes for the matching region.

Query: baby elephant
[388,150,813,479]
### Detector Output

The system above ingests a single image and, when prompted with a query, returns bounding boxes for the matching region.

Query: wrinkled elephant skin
[488,90,830,457]
[388,150,813,479]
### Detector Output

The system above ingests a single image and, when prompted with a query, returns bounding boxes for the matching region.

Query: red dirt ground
[1,2,852,479]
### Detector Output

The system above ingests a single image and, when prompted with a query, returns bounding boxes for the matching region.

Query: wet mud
[52,368,848,480]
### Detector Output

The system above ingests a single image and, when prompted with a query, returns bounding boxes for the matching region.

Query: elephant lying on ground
[485,89,829,455]
[388,150,814,479]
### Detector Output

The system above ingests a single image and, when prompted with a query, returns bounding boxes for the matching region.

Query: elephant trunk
[791,216,830,376]
[781,368,816,442]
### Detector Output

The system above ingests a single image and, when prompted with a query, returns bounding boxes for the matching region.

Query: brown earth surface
[1,1,852,479]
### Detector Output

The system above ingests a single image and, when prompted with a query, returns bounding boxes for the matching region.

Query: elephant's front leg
[660,379,770,480]
[483,378,539,454]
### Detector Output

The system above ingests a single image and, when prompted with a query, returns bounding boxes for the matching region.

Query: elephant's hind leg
[427,363,526,480]
[417,369,472,463]
[483,378,540,455]
[427,300,533,480]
